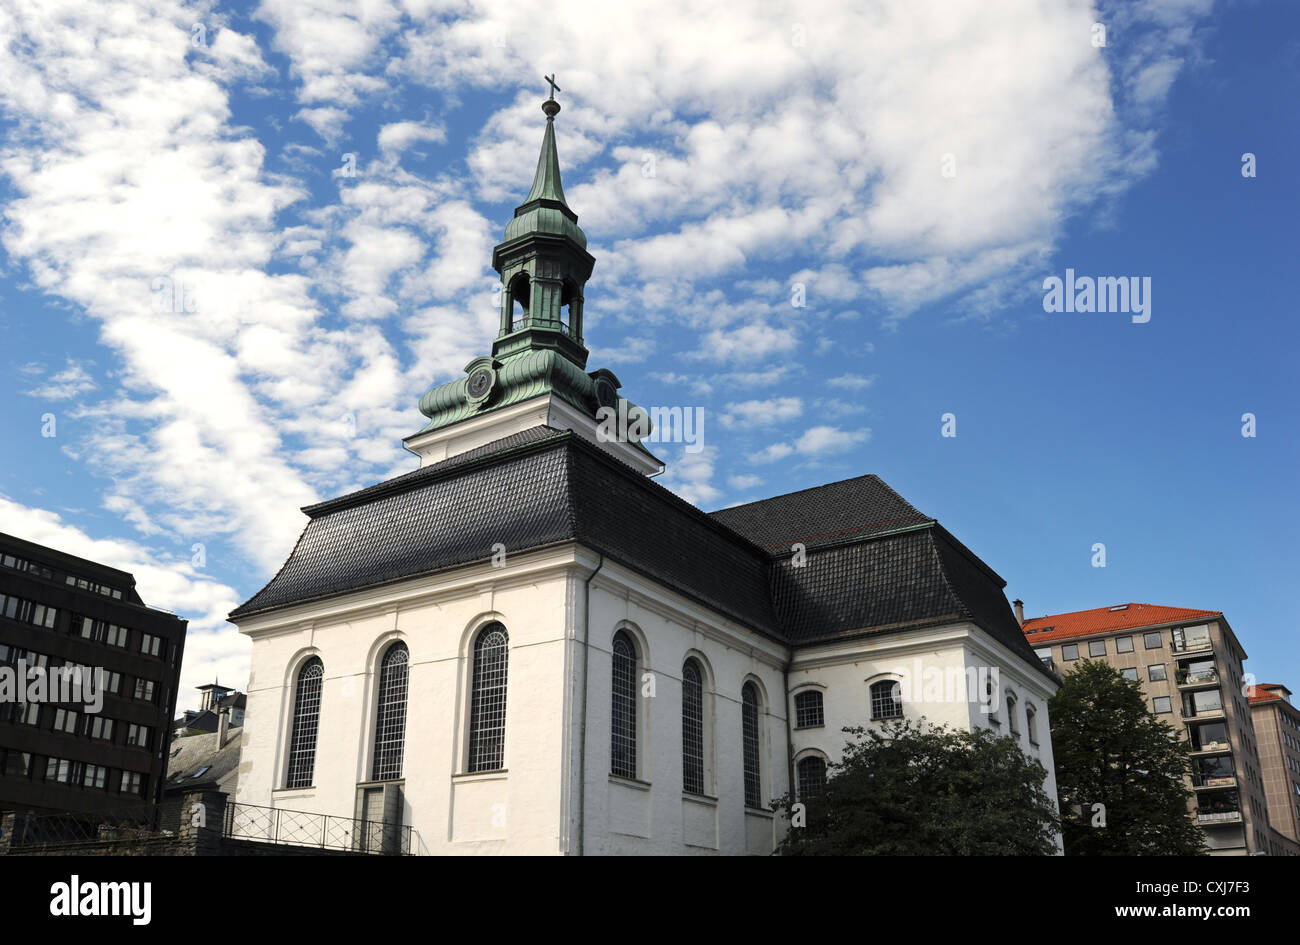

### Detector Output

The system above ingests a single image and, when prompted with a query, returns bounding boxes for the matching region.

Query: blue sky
[0,0,1295,707]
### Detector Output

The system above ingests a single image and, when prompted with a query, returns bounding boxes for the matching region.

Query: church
[229,86,1061,855]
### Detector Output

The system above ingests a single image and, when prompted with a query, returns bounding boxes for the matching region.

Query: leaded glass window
[371,643,408,781]
[468,624,509,772]
[611,631,638,779]
[286,657,323,789]
[682,659,704,794]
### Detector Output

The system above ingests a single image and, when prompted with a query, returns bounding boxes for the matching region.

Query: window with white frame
[371,642,408,781]
[797,755,827,800]
[741,682,762,808]
[870,679,902,721]
[285,657,323,789]
[794,689,824,729]
[682,658,705,795]
[468,623,509,773]
[610,631,638,779]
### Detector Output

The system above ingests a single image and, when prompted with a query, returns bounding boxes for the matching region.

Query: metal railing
[223,801,413,855]
[1,799,186,849]
[3,798,414,855]
[510,317,573,337]
[1192,773,1236,788]
[1177,670,1219,685]
[1197,810,1242,823]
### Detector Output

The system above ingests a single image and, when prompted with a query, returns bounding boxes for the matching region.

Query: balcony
[1176,669,1220,690]
[1183,705,1225,722]
[1189,739,1231,755]
[1197,810,1242,824]
[1191,774,1237,790]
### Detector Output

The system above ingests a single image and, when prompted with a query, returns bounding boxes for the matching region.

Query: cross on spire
[544,73,561,101]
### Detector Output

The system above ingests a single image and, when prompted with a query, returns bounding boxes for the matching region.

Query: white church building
[230,89,1061,855]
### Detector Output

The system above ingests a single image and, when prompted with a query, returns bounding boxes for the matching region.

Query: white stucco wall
[235,544,1061,855]
[569,555,791,855]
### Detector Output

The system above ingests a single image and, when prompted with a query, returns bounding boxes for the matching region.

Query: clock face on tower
[466,366,496,404]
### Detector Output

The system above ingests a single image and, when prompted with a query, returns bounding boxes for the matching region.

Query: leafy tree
[773,718,1060,855]
[1049,659,1205,855]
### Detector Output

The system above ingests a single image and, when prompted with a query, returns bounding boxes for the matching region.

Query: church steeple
[491,80,594,366]
[521,91,568,207]
[404,78,663,478]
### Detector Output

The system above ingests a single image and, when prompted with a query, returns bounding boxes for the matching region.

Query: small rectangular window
[1116,635,1134,653]
[1153,696,1172,714]
[52,708,78,734]
[1149,664,1167,682]
[1144,632,1163,650]
[1088,640,1107,657]
[1062,644,1079,661]
[1121,668,1139,681]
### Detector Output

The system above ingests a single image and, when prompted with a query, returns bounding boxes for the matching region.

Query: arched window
[741,682,762,808]
[682,658,705,795]
[1007,694,1020,735]
[468,623,509,773]
[797,755,827,800]
[1026,703,1037,744]
[371,642,408,781]
[611,631,638,779]
[870,679,902,720]
[285,657,323,789]
[794,689,824,729]
[507,273,530,330]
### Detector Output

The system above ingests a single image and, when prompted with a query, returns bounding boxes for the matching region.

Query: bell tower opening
[507,272,531,333]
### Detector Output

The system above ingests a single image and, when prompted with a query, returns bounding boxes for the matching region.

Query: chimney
[217,705,229,749]
[1013,599,1025,625]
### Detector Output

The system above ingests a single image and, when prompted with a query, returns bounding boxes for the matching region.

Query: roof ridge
[1023,603,1222,624]
[708,472,920,517]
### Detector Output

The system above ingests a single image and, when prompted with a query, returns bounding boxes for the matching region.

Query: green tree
[1049,659,1205,855]
[774,718,1060,855]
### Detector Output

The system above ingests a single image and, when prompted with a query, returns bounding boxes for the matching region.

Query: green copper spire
[504,80,585,248]
[522,93,568,206]
[405,76,662,476]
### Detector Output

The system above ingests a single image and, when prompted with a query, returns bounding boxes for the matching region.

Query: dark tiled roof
[232,428,778,634]
[231,427,1048,681]
[708,475,932,552]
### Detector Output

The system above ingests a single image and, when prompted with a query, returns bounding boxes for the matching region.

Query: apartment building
[0,533,188,814]
[1018,602,1272,856]
[1248,683,1300,852]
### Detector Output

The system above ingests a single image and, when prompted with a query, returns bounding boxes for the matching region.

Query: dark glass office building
[0,533,187,813]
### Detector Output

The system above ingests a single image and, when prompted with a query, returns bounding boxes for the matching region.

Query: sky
[0,0,1295,711]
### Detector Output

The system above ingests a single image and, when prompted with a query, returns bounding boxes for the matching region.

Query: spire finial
[542,73,561,118]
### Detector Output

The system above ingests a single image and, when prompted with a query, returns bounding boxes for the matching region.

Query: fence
[1,792,413,855]
[223,801,413,855]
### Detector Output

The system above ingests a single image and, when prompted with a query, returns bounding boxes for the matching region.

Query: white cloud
[748,424,869,464]
[24,358,97,400]
[796,425,869,455]
[378,120,447,155]
[827,373,875,390]
[720,397,803,430]
[658,445,720,505]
